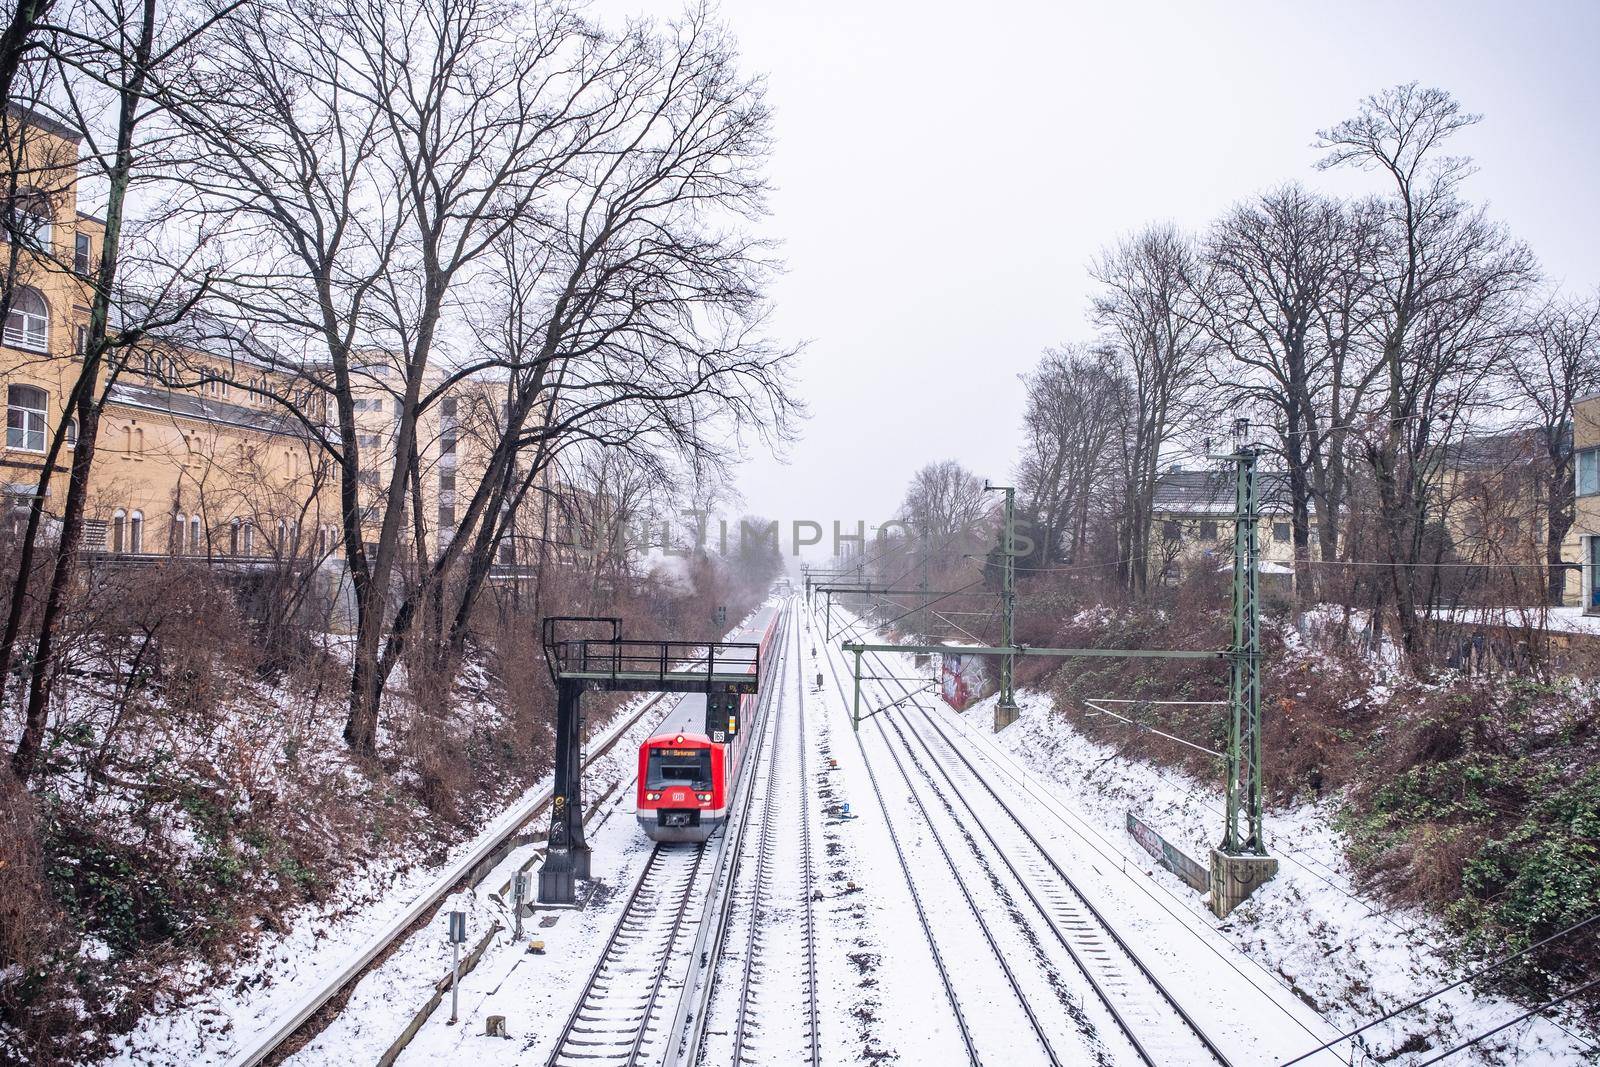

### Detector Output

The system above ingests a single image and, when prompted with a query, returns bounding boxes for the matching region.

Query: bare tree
[899,459,988,579]
[1317,83,1537,659]
[161,0,654,753]
[1505,290,1600,605]
[8,0,217,780]
[1197,184,1387,611]
[368,7,797,688]
[1089,223,1212,593]
[1017,344,1126,565]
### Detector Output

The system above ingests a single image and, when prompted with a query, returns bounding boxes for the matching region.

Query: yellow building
[1,106,340,568]
[1573,393,1600,614]
[1150,468,1309,578]
[347,360,548,571]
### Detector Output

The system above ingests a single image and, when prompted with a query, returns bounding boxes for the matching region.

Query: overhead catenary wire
[1082,699,1227,759]
[830,600,1599,1061]
[1277,911,1600,1065]
[1409,977,1600,1067]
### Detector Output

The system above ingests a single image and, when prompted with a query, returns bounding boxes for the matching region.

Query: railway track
[544,843,713,1067]
[227,690,671,1067]
[820,601,1234,1066]
[692,600,823,1066]
[816,613,984,1065]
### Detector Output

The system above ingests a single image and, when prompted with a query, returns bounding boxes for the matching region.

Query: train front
[637,701,728,843]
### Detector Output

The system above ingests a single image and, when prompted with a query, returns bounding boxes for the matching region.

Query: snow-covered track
[847,628,1235,1066]
[793,614,822,1067]
[716,603,823,1066]
[816,626,989,1065]
[225,692,668,1067]
[545,842,711,1067]
[666,600,821,1067]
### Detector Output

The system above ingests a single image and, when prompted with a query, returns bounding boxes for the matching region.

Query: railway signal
[537,616,764,904]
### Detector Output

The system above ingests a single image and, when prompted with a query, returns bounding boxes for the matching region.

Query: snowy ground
[854,630,1598,1065]
[102,689,664,1067]
[113,598,1598,1066]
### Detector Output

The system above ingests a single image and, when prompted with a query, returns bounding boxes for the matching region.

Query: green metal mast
[1224,448,1265,855]
[992,483,1018,730]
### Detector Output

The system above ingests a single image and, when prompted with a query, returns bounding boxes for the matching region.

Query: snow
[109,599,1600,1066]
[932,672,1598,1065]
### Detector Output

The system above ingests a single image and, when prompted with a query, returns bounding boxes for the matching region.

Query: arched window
[128,511,143,554]
[111,509,126,553]
[275,519,286,551]
[229,519,240,555]
[171,514,185,555]
[63,417,75,449]
[3,286,48,350]
[190,516,201,552]
[242,524,254,554]
[6,384,47,451]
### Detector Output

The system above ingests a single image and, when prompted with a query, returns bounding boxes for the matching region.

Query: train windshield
[646,747,711,789]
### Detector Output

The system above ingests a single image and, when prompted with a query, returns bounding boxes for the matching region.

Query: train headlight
[697,792,712,802]
[646,791,661,801]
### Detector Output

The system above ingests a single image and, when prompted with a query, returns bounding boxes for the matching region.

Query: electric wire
[1409,977,1600,1066]
[1277,912,1600,1065]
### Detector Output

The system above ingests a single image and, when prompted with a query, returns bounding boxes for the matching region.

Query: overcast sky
[598,0,1600,550]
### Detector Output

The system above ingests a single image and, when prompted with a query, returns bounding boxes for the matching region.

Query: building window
[171,514,185,554]
[1272,522,1291,543]
[229,520,240,555]
[242,524,254,554]
[74,232,91,275]
[441,396,458,418]
[498,539,515,566]
[440,432,457,459]
[2,188,53,251]
[4,286,48,350]
[1198,520,1218,541]
[63,417,76,448]
[128,511,143,553]
[111,509,126,553]
[1578,448,1600,498]
[6,385,47,451]
[190,515,201,552]
[1590,537,1600,613]
[1162,520,1182,544]
[438,501,456,527]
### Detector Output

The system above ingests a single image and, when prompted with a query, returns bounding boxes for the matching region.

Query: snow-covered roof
[1151,469,1292,516]
[107,381,309,439]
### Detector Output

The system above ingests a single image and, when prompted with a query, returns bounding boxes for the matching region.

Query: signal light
[676,734,685,743]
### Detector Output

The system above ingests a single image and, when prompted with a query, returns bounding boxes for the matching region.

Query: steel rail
[542,841,709,1067]
[225,690,670,1067]
[825,641,1065,1066]
[730,654,784,1062]
[794,612,822,1067]
[843,621,1235,1066]
[661,604,792,1067]
[818,618,983,1066]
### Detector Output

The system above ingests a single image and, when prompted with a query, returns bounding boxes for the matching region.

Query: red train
[637,604,781,842]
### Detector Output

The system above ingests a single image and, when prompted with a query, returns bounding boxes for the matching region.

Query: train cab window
[647,748,711,790]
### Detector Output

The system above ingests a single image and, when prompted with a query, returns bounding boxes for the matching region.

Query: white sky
[600,0,1600,546]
